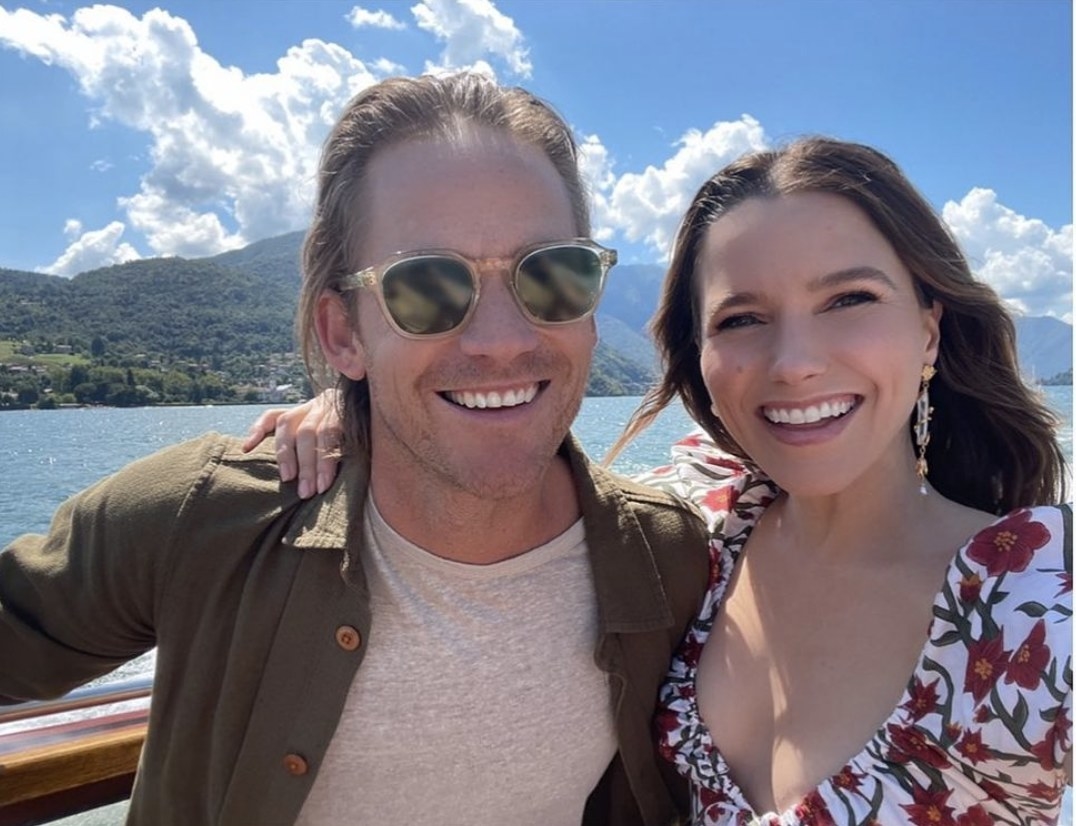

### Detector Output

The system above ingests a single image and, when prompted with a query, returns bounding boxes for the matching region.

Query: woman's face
[695,191,941,497]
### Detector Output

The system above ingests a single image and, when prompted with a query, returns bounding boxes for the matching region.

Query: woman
[618,137,1070,825]
[252,137,1071,825]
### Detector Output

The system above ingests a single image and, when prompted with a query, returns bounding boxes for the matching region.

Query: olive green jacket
[0,434,709,825]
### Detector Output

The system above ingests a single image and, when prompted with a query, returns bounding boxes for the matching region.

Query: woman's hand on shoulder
[242,389,343,498]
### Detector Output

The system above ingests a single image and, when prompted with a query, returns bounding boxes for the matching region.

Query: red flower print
[1004,619,1049,690]
[902,677,941,721]
[886,723,951,768]
[955,729,993,764]
[698,785,728,807]
[944,722,962,742]
[978,778,1009,802]
[1025,779,1064,803]
[963,633,1009,703]
[958,572,983,603]
[793,790,836,826]
[701,486,734,513]
[900,785,956,826]
[679,636,704,667]
[1029,704,1071,771]
[832,765,864,792]
[704,454,746,473]
[955,804,992,826]
[1057,570,1072,596]
[973,705,992,724]
[966,510,1050,576]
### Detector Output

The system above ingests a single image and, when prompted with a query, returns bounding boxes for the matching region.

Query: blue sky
[0,0,1071,319]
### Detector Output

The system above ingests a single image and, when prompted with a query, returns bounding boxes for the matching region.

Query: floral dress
[638,433,1073,826]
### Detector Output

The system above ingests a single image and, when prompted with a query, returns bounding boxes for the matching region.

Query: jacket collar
[281,456,365,550]
[562,435,676,634]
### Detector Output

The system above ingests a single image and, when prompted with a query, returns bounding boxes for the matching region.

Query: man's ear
[316,292,366,380]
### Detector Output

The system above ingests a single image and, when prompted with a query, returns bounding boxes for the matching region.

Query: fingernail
[298,479,313,499]
[317,472,331,494]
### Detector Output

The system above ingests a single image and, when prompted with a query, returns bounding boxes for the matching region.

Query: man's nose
[456,273,541,359]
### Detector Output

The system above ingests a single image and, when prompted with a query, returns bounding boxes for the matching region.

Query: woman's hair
[612,137,1067,513]
[297,72,589,457]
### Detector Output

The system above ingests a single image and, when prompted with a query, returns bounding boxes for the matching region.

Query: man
[0,74,708,825]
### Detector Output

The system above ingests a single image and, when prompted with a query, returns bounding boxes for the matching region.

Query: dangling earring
[914,364,936,494]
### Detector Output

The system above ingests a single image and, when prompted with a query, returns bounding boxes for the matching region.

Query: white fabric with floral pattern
[638,432,1073,826]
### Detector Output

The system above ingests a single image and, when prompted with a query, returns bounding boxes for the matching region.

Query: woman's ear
[316,292,366,380]
[923,300,943,364]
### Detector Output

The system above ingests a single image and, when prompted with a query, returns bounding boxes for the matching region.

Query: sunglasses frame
[337,238,617,340]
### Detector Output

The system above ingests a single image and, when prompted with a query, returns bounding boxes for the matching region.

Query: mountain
[1012,315,1072,382]
[206,231,305,288]
[0,258,296,357]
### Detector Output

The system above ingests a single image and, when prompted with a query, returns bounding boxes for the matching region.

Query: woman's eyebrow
[810,266,898,291]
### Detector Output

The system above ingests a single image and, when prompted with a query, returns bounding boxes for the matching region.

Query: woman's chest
[694,550,944,813]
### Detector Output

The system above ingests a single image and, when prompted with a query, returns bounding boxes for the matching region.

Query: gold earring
[914,364,936,494]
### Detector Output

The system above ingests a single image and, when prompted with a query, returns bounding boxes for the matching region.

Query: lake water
[2,387,1071,545]
[1,390,1072,825]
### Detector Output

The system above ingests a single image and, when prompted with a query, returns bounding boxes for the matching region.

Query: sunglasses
[337,239,616,339]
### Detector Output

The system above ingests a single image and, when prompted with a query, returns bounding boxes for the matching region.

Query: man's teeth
[764,399,854,425]
[446,386,539,409]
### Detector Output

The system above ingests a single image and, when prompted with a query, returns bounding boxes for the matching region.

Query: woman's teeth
[763,398,854,425]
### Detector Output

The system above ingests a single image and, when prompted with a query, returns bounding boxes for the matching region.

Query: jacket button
[283,753,308,776]
[335,625,362,651]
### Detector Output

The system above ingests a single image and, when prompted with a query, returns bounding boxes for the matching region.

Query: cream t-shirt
[294,497,617,825]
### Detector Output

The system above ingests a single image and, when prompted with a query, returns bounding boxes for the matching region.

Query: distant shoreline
[0,384,1071,413]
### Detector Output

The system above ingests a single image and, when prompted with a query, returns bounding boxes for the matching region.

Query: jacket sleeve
[0,434,238,701]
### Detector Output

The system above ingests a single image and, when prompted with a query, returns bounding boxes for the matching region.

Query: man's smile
[443,383,542,409]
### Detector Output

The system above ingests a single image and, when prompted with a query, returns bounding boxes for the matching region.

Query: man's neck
[368,454,582,565]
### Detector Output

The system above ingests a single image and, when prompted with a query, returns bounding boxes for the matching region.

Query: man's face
[342,128,595,502]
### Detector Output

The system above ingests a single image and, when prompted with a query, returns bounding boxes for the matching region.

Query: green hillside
[0,241,657,408]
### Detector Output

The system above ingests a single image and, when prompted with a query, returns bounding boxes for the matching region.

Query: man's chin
[446,458,559,502]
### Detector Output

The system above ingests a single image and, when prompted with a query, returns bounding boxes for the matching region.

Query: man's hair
[612,137,1067,513]
[297,72,590,457]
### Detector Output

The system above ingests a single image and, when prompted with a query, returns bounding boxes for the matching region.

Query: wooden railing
[0,679,150,826]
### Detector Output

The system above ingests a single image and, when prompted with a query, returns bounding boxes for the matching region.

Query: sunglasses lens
[381,257,475,335]
[516,246,605,323]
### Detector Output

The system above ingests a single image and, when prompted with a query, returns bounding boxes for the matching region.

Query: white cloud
[372,57,406,74]
[943,188,1073,321]
[411,0,530,77]
[346,6,406,30]
[0,5,383,259]
[40,220,141,276]
[576,134,617,243]
[590,116,769,258]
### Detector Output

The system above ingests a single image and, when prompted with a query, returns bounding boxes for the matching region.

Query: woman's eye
[715,313,761,332]
[830,291,878,310]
